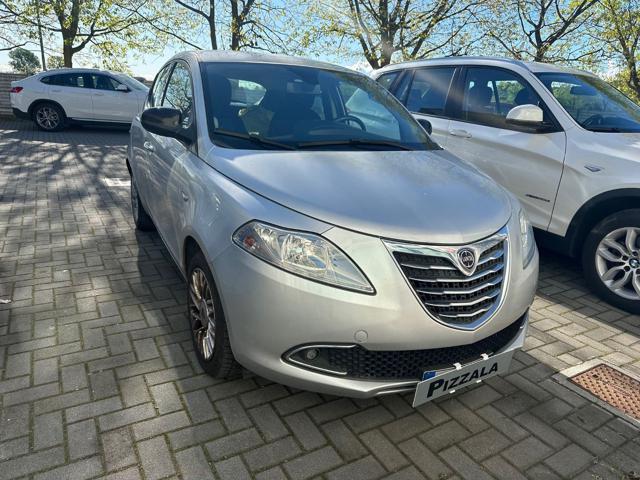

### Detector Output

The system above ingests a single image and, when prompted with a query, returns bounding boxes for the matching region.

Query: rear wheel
[582,209,640,314]
[187,251,241,379]
[33,103,65,131]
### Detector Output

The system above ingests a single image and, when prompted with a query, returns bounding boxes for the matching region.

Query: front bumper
[211,222,538,398]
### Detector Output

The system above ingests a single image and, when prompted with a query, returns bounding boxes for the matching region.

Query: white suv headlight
[233,221,374,293]
[519,209,535,268]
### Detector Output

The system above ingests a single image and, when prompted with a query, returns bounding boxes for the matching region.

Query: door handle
[449,129,472,138]
[94,93,104,97]
[143,141,154,152]
[51,89,61,92]
[181,192,189,202]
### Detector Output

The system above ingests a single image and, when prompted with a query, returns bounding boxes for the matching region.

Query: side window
[459,67,545,129]
[405,67,455,116]
[51,73,89,88]
[91,74,119,91]
[162,63,194,127]
[148,65,173,108]
[376,72,399,91]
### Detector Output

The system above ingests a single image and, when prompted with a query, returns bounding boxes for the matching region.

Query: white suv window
[405,67,455,116]
[459,67,545,129]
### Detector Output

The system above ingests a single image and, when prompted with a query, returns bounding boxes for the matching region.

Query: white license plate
[412,350,515,407]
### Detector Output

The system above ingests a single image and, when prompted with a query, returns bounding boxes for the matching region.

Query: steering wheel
[583,114,605,127]
[334,115,367,131]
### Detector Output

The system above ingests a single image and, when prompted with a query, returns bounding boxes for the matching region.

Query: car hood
[209,148,512,244]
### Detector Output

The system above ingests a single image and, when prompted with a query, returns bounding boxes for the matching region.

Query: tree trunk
[230,0,240,50]
[209,1,217,49]
[63,41,73,67]
[627,59,640,99]
[36,1,46,70]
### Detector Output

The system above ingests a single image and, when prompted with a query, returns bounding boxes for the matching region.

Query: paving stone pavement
[1,117,639,480]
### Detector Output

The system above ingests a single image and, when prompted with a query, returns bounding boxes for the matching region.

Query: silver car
[127,51,538,406]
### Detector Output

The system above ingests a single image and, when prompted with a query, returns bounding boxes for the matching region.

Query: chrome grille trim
[385,227,509,330]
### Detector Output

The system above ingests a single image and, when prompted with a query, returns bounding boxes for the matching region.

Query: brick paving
[1,117,639,480]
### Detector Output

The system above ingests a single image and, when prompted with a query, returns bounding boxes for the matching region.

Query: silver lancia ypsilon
[127,51,538,406]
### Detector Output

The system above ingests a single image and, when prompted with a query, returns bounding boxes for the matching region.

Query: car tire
[130,179,155,231]
[582,209,640,314]
[32,102,66,131]
[187,251,242,379]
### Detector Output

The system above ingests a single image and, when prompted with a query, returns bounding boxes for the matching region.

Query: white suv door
[89,74,139,122]
[444,66,567,230]
[46,72,94,119]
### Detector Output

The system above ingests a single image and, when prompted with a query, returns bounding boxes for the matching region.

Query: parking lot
[0,117,639,480]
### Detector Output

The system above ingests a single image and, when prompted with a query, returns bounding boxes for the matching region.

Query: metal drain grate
[570,363,640,420]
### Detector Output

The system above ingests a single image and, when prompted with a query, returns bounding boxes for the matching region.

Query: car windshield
[116,74,148,91]
[536,72,640,132]
[200,62,438,150]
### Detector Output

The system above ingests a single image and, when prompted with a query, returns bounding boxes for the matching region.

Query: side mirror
[506,104,544,127]
[417,118,432,135]
[141,107,194,144]
[115,84,130,92]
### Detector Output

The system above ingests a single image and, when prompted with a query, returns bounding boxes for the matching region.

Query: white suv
[373,57,640,313]
[10,68,149,131]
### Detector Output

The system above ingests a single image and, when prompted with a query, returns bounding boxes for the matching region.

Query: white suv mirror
[506,104,543,126]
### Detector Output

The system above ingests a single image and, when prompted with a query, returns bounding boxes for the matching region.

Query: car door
[47,73,94,119]
[145,61,197,258]
[444,66,567,230]
[133,64,173,212]
[89,74,138,122]
[393,67,456,147]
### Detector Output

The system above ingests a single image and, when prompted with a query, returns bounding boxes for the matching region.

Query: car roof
[39,68,129,76]
[175,50,357,75]
[374,56,593,77]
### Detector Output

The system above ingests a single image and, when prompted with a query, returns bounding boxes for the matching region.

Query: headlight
[233,221,374,293]
[519,209,535,268]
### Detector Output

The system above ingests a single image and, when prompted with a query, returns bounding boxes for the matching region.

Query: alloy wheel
[36,106,60,130]
[189,268,216,360]
[595,227,640,300]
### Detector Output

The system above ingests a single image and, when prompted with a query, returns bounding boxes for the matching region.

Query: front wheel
[582,209,640,314]
[130,179,154,231]
[187,251,241,379]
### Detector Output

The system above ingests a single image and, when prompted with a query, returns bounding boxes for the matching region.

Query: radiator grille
[390,231,507,328]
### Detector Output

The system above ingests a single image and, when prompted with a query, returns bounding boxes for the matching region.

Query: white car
[373,57,640,313]
[10,68,149,131]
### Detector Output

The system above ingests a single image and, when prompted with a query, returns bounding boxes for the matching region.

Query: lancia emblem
[457,248,476,274]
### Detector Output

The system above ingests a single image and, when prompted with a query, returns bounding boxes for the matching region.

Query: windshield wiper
[295,139,414,150]
[212,129,295,150]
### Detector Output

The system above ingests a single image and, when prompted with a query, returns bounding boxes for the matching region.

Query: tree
[47,54,65,68]
[157,0,308,53]
[9,46,40,73]
[483,0,599,63]
[312,0,485,70]
[593,0,640,100]
[3,0,161,67]
[0,1,27,51]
